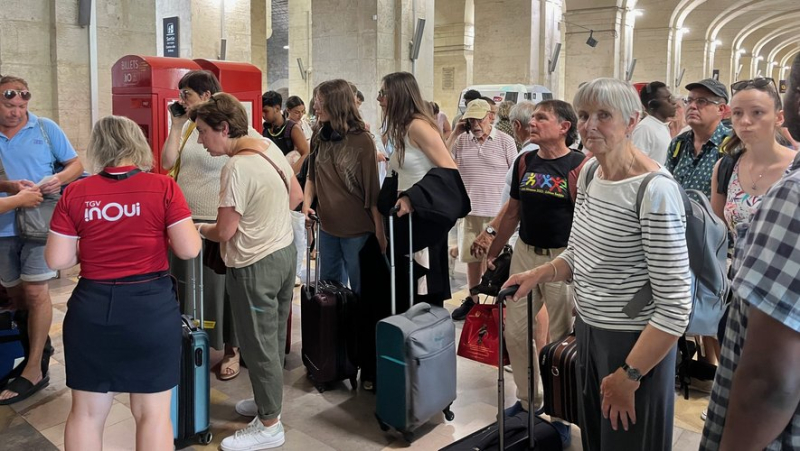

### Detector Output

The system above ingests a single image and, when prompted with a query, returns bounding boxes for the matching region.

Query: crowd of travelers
[0,52,798,451]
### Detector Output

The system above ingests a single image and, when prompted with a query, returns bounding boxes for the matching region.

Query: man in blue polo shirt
[0,75,83,404]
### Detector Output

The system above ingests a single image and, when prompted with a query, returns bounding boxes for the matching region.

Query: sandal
[0,374,50,406]
[218,351,241,381]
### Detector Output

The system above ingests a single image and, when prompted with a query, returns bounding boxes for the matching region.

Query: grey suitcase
[375,209,456,442]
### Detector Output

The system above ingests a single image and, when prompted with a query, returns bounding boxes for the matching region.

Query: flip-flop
[218,355,240,381]
[0,374,50,406]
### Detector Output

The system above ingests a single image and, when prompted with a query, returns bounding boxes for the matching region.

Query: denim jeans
[318,230,370,295]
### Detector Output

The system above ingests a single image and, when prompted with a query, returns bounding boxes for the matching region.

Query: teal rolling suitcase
[375,210,456,443]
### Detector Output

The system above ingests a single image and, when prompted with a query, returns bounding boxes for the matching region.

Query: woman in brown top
[302,79,385,296]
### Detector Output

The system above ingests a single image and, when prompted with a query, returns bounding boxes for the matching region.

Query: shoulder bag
[15,122,61,242]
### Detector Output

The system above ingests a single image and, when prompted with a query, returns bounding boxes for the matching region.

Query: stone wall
[0,0,156,153]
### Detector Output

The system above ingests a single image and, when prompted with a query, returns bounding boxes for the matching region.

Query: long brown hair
[721,80,783,157]
[380,72,439,166]
[312,79,366,143]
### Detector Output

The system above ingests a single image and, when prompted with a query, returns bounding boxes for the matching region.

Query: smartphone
[169,102,187,117]
[35,175,55,188]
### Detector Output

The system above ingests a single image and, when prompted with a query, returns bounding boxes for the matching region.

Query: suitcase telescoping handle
[388,206,413,316]
[306,214,320,295]
[495,285,535,450]
[190,238,205,329]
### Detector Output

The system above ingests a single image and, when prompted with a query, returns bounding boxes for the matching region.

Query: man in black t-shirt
[262,91,310,174]
[479,100,586,448]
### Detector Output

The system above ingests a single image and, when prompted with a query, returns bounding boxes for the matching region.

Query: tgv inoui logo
[84,201,141,222]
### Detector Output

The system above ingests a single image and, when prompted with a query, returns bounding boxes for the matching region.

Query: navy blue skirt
[63,273,181,393]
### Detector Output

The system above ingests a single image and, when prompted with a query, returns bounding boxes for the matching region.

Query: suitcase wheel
[402,430,415,443]
[198,431,213,445]
[376,415,390,432]
[443,406,455,422]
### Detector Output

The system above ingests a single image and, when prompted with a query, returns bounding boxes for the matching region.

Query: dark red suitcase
[300,216,359,392]
[539,334,580,426]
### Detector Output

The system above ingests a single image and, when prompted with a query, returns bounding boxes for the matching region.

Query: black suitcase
[539,334,580,426]
[300,215,359,392]
[441,285,562,451]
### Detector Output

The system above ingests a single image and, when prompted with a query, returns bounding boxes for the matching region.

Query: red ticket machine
[193,59,263,134]
[111,55,201,173]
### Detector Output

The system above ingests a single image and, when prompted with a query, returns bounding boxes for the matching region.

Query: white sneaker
[236,398,258,417]
[235,399,282,421]
[701,408,708,421]
[221,417,285,451]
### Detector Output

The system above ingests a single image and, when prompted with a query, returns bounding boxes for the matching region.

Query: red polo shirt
[49,166,192,280]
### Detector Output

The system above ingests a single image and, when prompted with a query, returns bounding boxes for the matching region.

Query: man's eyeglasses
[178,89,192,100]
[683,97,722,108]
[2,90,32,101]
[731,77,777,94]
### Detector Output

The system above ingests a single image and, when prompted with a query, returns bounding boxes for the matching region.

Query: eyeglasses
[683,97,722,108]
[2,90,32,101]
[731,77,777,94]
[178,89,192,100]
[377,89,386,99]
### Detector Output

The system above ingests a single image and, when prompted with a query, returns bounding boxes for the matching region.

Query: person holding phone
[160,70,261,382]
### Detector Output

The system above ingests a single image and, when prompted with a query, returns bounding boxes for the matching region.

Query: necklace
[748,160,765,190]
[267,122,286,138]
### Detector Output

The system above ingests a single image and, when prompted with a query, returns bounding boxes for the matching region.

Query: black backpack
[470,245,513,297]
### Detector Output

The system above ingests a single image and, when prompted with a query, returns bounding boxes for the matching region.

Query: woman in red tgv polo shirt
[45,116,201,450]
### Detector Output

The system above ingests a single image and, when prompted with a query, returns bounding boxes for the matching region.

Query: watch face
[627,367,642,381]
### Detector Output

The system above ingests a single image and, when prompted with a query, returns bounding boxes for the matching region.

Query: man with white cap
[448,99,517,318]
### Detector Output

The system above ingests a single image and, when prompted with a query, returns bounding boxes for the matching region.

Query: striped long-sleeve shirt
[558,162,692,336]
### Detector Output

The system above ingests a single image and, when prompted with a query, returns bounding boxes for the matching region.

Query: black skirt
[63,273,181,393]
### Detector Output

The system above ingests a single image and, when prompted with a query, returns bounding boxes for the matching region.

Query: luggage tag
[203,321,216,330]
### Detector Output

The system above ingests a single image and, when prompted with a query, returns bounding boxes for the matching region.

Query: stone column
[312,0,434,131]
[711,48,732,88]
[472,0,535,85]
[252,0,268,89]
[633,28,673,85]
[680,40,706,87]
[288,0,312,103]
[433,0,474,120]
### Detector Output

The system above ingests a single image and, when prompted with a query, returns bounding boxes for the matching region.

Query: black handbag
[470,245,513,297]
[16,193,60,242]
[202,239,227,275]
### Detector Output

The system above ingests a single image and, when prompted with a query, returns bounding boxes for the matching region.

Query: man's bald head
[785,53,800,140]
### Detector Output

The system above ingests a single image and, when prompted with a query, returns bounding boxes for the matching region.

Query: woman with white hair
[504,78,692,450]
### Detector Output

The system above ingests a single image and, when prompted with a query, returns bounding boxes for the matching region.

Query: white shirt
[632,115,671,165]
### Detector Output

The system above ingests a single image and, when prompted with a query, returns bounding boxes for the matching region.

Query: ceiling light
[712,40,722,47]
[283,45,290,50]
[755,55,764,61]
[633,9,644,17]
[786,66,792,70]
[679,27,690,35]
[737,48,747,55]
[769,61,778,67]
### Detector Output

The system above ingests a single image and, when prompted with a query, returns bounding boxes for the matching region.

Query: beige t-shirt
[219,140,294,268]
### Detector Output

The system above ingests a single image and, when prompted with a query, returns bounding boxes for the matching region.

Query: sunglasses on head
[731,78,777,93]
[2,90,32,101]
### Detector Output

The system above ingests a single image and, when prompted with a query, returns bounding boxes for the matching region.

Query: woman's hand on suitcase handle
[303,207,317,228]
[502,268,545,302]
[600,369,639,432]
[393,196,414,217]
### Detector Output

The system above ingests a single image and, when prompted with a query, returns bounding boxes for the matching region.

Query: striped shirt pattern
[453,127,518,217]
[559,162,692,335]
[701,170,800,450]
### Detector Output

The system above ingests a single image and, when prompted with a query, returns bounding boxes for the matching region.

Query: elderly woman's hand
[600,368,640,431]
[502,267,545,302]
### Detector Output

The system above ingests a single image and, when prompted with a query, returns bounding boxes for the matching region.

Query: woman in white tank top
[379,72,459,308]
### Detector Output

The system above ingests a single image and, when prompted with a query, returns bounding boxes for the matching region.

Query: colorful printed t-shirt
[510,149,586,249]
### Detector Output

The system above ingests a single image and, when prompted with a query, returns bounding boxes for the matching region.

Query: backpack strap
[37,120,56,169]
[715,152,741,196]
[625,172,692,319]
[581,158,600,194]
[668,140,683,169]
[283,120,296,152]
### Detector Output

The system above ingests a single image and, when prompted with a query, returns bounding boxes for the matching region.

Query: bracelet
[546,261,558,282]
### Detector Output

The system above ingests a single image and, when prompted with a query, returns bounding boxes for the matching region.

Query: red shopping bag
[457,303,509,366]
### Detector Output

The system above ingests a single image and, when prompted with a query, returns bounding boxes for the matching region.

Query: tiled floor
[0,262,708,451]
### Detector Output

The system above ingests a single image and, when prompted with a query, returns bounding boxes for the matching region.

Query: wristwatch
[621,363,643,382]
[485,226,497,237]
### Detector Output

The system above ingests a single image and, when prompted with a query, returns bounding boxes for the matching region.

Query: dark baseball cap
[685,78,729,102]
